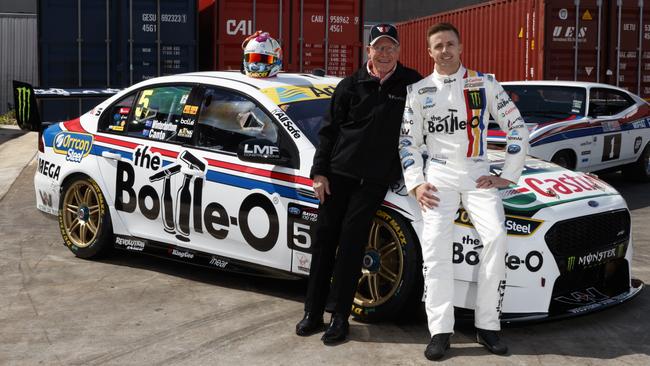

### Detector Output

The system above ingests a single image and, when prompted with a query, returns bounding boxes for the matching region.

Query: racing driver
[399,23,529,360]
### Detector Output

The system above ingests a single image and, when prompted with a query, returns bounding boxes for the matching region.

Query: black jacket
[311,62,422,185]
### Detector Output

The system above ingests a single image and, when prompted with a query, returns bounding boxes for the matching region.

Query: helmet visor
[245,53,277,64]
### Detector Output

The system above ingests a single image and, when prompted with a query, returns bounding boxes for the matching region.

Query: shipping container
[0,13,38,115]
[198,0,363,78]
[396,0,650,101]
[37,0,197,121]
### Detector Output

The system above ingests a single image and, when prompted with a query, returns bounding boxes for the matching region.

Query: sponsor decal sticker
[16,86,32,123]
[507,144,521,154]
[272,109,301,139]
[209,255,228,268]
[633,136,642,153]
[261,84,336,104]
[418,87,437,94]
[287,203,318,253]
[37,157,61,180]
[115,236,146,251]
[53,132,93,163]
[183,105,199,115]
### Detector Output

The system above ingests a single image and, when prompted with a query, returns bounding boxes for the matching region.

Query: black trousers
[304,173,388,318]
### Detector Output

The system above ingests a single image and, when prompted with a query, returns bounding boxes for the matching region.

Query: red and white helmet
[242,31,283,78]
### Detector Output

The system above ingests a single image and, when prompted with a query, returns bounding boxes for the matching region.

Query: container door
[544,0,605,82]
[642,3,650,101]
[215,0,291,72]
[296,0,362,77]
[605,0,646,98]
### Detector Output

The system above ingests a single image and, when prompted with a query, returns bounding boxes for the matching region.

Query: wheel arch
[551,148,577,170]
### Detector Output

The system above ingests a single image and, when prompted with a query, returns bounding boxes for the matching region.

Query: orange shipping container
[396,0,650,100]
[198,0,364,77]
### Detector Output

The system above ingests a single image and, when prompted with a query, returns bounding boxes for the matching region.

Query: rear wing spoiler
[12,80,120,131]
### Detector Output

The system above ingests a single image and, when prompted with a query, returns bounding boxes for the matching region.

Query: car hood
[489,152,620,216]
[383,152,622,222]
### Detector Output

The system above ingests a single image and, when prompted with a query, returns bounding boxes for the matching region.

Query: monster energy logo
[468,90,482,109]
[16,87,30,122]
[567,256,576,271]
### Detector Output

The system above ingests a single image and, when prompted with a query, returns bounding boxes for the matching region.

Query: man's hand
[312,175,331,203]
[476,175,512,189]
[415,183,439,210]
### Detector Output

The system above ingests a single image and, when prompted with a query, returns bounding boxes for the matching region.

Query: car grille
[544,209,630,257]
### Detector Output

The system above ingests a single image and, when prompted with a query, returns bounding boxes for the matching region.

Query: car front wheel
[352,208,422,322]
[59,176,112,258]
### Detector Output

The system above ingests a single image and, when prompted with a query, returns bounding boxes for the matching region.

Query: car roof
[149,70,342,90]
[501,80,630,92]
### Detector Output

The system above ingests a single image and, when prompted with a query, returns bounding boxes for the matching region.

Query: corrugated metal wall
[0,13,38,115]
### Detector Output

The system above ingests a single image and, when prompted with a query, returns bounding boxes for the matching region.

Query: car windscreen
[279,99,330,146]
[502,85,587,124]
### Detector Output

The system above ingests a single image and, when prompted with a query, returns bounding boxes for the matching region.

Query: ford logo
[588,200,599,207]
[288,207,301,215]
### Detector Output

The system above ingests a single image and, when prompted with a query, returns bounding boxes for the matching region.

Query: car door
[94,84,199,245]
[169,84,303,272]
[588,88,638,170]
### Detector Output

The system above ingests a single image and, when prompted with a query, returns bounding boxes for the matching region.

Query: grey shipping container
[1,13,38,115]
[38,0,198,122]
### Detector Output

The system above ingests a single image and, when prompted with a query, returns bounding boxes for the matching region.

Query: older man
[295,24,421,344]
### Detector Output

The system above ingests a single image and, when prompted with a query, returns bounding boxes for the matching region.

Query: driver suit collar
[432,64,466,84]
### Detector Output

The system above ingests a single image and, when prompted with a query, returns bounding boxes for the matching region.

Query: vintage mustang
[487,81,650,182]
[15,72,643,322]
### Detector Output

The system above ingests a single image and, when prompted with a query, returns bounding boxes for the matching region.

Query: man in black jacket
[295,23,422,345]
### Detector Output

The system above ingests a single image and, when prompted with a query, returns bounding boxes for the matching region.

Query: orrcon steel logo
[16,87,30,122]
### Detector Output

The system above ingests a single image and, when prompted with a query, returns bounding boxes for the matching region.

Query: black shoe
[295,312,324,336]
[321,313,349,345]
[424,333,451,361]
[476,329,508,355]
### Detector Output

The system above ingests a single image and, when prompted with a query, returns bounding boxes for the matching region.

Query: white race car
[487,81,650,181]
[16,72,642,322]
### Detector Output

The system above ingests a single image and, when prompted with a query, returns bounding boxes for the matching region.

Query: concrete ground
[1,126,649,365]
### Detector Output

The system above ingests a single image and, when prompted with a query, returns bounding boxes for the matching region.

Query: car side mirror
[237,139,289,165]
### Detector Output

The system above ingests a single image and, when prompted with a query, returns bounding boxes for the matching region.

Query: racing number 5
[135,89,154,119]
[292,222,311,249]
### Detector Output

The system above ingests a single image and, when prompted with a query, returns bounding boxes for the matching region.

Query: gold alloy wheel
[355,217,404,307]
[61,180,102,248]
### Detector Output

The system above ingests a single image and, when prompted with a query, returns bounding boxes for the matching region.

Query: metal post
[157,0,161,77]
[77,0,82,87]
[325,0,329,74]
[574,0,580,81]
[299,0,304,72]
[597,0,602,83]
[617,0,622,87]
[77,0,82,116]
[106,0,110,86]
[278,0,282,45]
[638,0,644,95]
[129,0,133,84]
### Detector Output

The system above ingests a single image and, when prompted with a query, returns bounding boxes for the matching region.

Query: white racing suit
[399,66,529,335]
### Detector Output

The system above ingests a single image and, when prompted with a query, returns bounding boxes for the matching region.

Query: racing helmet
[242,31,282,78]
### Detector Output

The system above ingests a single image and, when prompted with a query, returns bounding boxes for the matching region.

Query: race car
[487,81,650,181]
[16,72,642,322]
